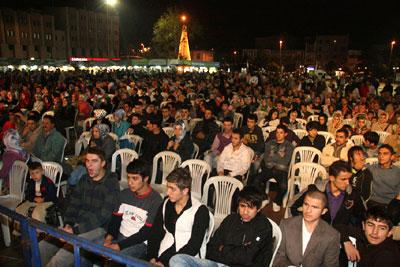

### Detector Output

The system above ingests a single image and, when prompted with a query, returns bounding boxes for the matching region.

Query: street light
[279,40,283,71]
[180,15,187,23]
[105,0,118,58]
[389,40,396,66]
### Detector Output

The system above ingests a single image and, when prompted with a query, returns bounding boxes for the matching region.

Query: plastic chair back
[181,159,211,200]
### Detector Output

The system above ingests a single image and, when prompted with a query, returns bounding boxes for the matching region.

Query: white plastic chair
[375,131,390,144]
[192,143,200,159]
[162,127,174,138]
[181,159,211,200]
[343,118,354,127]
[350,135,365,146]
[307,115,319,122]
[111,149,139,189]
[189,118,203,134]
[263,126,277,141]
[233,113,243,128]
[0,161,28,247]
[255,110,267,123]
[65,109,79,145]
[269,119,280,127]
[119,134,144,155]
[290,146,322,167]
[365,157,378,165]
[295,118,307,128]
[293,129,307,140]
[41,110,54,120]
[318,131,335,145]
[286,162,327,205]
[268,218,282,267]
[74,138,88,156]
[151,151,182,194]
[83,117,96,132]
[215,120,224,132]
[60,137,68,163]
[42,162,63,198]
[201,176,244,231]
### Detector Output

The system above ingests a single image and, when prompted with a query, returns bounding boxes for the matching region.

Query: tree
[151,8,203,58]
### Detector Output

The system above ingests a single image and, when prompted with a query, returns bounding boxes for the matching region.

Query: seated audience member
[348,146,373,204]
[267,117,300,146]
[327,111,344,134]
[126,113,147,138]
[54,96,75,136]
[111,109,130,138]
[170,186,273,267]
[147,167,212,267]
[287,109,303,130]
[191,107,219,156]
[385,124,400,160]
[371,111,393,134]
[217,128,252,181]
[20,112,42,154]
[16,162,57,222]
[317,113,328,132]
[39,148,120,266]
[204,117,233,170]
[347,206,400,266]
[288,160,365,265]
[0,129,28,194]
[321,127,353,168]
[88,123,116,164]
[363,131,380,158]
[33,115,65,163]
[241,114,264,174]
[353,114,370,135]
[368,144,400,207]
[161,105,176,128]
[300,121,326,151]
[141,116,169,164]
[217,100,234,121]
[175,104,192,132]
[167,120,194,162]
[253,124,294,212]
[273,189,340,267]
[95,159,162,260]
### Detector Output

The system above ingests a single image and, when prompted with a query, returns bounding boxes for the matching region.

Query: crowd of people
[0,67,400,266]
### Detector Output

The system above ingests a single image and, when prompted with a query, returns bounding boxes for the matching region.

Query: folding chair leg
[1,214,11,247]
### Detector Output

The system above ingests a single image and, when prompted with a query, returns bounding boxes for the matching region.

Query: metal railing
[0,205,151,267]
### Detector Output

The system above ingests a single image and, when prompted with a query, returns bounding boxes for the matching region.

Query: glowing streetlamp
[180,15,187,23]
[389,40,396,66]
[105,0,117,6]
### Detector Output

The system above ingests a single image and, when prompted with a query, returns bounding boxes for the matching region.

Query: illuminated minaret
[178,15,191,60]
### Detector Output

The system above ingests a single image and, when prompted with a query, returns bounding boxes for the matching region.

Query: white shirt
[217,143,252,177]
[302,219,312,255]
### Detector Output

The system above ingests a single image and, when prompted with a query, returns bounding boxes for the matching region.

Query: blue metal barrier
[0,205,151,267]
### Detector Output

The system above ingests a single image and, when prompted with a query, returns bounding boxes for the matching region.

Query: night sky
[4,0,400,52]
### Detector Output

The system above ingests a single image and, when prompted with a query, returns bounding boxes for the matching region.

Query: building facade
[0,7,119,61]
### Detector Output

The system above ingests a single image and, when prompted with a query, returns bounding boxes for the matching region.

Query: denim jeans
[39,227,106,267]
[92,233,147,259]
[169,254,229,267]
[68,165,87,186]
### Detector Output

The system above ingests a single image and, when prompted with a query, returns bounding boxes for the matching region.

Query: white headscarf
[3,129,23,153]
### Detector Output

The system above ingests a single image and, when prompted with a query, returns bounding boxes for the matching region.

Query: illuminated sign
[69,57,121,62]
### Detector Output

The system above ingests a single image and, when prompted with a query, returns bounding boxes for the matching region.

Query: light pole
[279,40,283,71]
[389,40,396,67]
[105,0,117,58]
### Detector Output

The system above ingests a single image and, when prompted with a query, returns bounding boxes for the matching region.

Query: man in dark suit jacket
[273,189,340,267]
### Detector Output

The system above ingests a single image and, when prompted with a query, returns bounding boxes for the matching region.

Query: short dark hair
[348,146,365,163]
[280,116,290,125]
[86,147,106,162]
[329,160,352,177]
[166,167,192,191]
[232,128,243,138]
[247,114,257,122]
[364,131,379,146]
[126,159,150,180]
[306,121,319,132]
[336,127,349,138]
[237,186,266,210]
[276,124,288,133]
[28,161,43,171]
[304,186,328,208]
[148,115,161,128]
[43,114,56,125]
[365,206,393,230]
[378,144,395,155]
[222,116,233,124]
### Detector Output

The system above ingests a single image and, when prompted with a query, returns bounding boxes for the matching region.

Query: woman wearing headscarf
[0,129,28,194]
[371,111,393,134]
[167,120,194,162]
[89,124,116,163]
[111,109,130,138]
[327,110,344,134]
